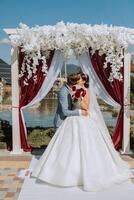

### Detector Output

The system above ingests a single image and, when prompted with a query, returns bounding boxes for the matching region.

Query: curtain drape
[77,51,123,150]
[18,50,63,151]
[89,50,124,150]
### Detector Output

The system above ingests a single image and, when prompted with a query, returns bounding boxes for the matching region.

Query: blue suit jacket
[54,83,80,128]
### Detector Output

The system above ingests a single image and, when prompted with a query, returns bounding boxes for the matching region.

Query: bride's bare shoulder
[85,88,90,98]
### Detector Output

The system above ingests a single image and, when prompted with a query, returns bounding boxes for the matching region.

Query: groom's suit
[54,83,80,128]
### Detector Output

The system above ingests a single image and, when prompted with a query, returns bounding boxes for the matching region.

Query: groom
[54,73,88,128]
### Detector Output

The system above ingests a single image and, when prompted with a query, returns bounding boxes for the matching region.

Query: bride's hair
[80,73,89,88]
[67,74,81,85]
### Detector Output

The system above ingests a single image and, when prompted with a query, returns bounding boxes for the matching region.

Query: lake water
[0,99,117,128]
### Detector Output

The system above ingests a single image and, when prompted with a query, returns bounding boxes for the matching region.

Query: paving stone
[0,191,6,199]
[0,176,7,180]
[0,180,3,184]
[5,192,15,198]
[16,188,21,193]
[0,188,8,191]
[13,192,20,200]
[4,179,14,184]
[8,188,17,193]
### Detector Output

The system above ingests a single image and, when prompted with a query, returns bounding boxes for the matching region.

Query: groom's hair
[67,74,81,86]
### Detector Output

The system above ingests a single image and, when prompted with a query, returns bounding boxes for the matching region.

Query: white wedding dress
[31,92,132,192]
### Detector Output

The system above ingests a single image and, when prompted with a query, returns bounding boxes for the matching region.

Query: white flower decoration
[8,21,134,84]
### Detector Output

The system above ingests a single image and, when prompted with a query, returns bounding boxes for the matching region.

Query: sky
[0,0,134,64]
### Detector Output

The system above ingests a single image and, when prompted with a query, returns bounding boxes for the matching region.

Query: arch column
[4,29,23,154]
[121,52,132,154]
[10,46,23,154]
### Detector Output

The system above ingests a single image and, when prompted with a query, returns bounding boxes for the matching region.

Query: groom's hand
[81,110,88,116]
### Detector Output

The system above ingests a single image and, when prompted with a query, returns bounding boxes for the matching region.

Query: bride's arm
[81,90,89,111]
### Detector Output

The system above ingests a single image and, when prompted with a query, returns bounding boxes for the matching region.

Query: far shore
[0,104,134,117]
[0,104,11,110]
[0,104,40,111]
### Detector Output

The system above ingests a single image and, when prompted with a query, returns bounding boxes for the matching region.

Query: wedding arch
[4,22,134,154]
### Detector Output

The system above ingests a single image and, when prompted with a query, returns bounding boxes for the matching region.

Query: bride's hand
[81,110,88,116]
[81,91,90,111]
[81,97,89,111]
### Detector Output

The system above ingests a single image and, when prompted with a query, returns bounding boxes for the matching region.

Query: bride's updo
[79,73,89,88]
[67,74,81,85]
[81,73,89,88]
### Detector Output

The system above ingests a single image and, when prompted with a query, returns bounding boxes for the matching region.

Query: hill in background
[0,59,11,84]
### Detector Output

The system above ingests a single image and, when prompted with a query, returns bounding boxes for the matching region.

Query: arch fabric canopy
[16,49,124,152]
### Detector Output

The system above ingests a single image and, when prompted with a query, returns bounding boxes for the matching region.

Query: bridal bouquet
[71,86,86,103]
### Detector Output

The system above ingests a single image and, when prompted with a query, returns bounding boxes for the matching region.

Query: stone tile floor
[0,151,32,200]
[0,151,134,200]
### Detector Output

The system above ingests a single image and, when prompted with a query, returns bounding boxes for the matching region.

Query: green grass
[27,128,55,148]
[0,122,55,149]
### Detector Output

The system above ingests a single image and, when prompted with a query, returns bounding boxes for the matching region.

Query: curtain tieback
[124,103,130,106]
[121,104,130,109]
[120,104,130,113]
[120,103,130,107]
[12,106,21,109]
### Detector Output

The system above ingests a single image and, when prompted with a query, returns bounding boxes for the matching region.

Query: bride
[31,73,132,192]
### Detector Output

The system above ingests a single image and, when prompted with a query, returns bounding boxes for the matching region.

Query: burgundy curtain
[89,50,124,150]
[18,50,55,152]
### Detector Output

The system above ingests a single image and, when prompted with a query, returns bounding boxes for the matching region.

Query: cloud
[0,38,10,44]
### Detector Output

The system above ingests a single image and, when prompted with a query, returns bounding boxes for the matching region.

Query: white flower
[8,21,134,84]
